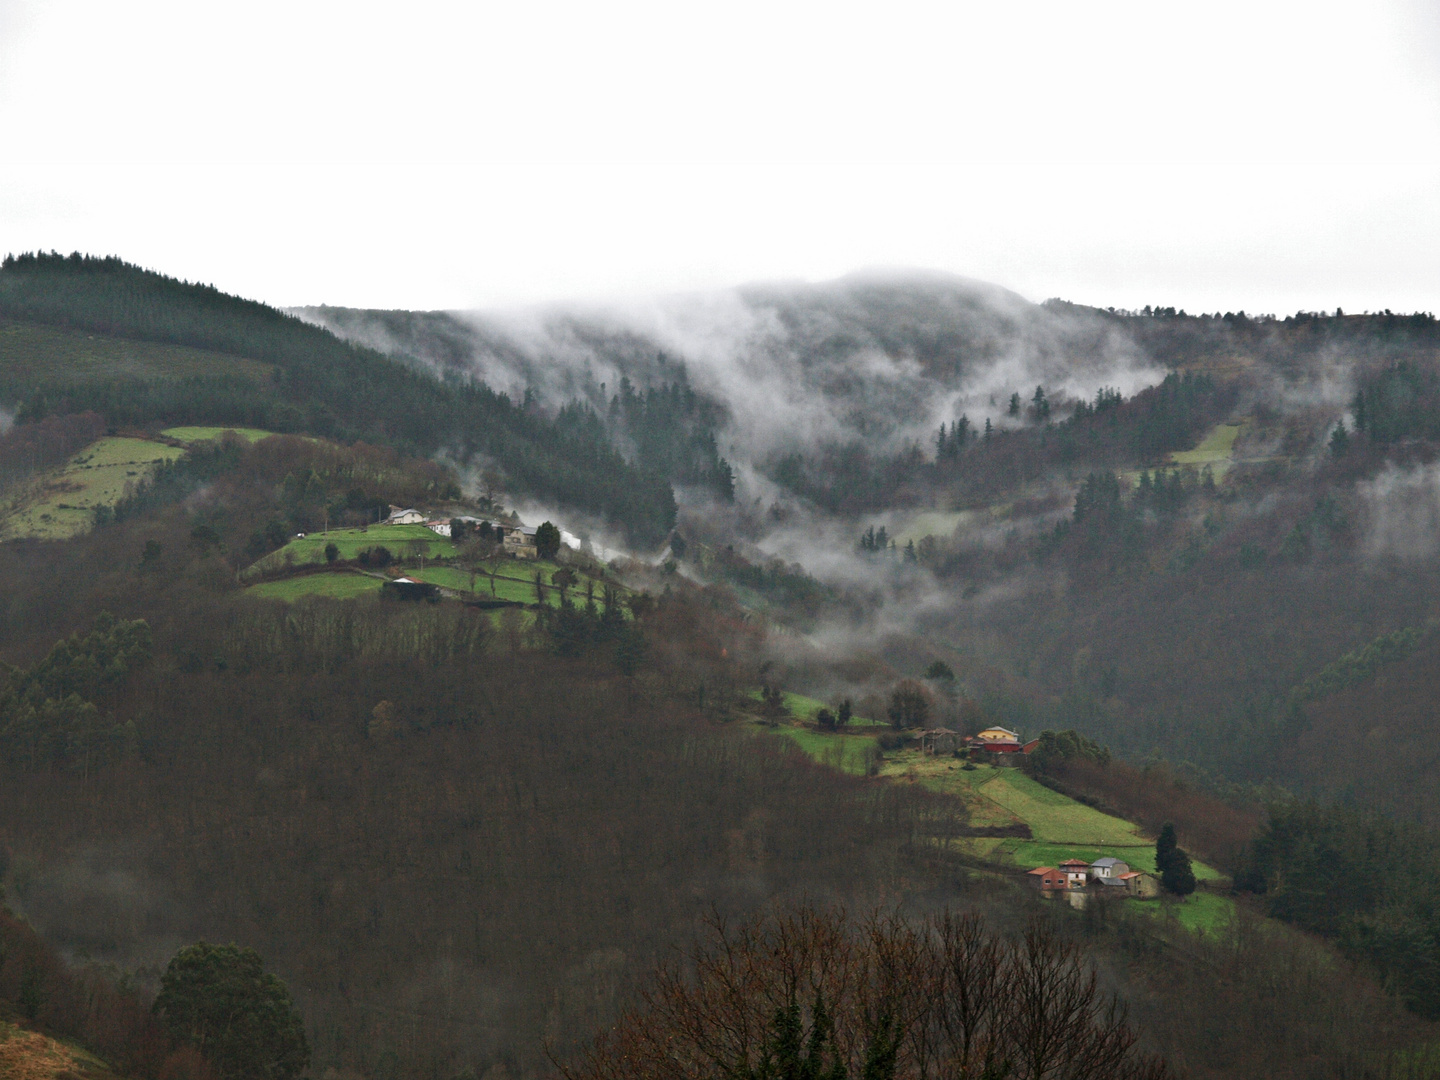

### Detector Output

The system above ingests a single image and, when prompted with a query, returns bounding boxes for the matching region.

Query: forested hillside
[0,253,676,545]
[11,261,1440,1079]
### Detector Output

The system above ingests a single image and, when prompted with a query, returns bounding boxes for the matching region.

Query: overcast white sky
[1,0,1438,314]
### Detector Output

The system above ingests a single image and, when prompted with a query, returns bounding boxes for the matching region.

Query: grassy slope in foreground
[0,1020,124,1080]
[0,436,185,540]
[0,316,274,387]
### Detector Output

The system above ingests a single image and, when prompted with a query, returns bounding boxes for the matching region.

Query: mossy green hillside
[1,436,186,540]
[160,425,275,444]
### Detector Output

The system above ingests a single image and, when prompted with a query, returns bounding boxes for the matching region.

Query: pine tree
[1329,420,1350,457]
[1155,822,1197,896]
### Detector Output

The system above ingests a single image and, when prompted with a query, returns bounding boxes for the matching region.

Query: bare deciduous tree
[560,904,1170,1080]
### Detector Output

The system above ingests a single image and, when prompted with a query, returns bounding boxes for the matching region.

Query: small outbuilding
[1118,871,1160,898]
[920,728,962,755]
[381,576,440,602]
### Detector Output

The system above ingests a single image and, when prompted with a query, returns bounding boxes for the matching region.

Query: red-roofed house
[1027,867,1067,892]
[1058,859,1090,888]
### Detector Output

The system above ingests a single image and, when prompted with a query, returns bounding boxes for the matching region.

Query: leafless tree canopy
[562,904,1170,1080]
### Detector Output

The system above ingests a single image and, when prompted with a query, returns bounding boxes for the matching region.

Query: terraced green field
[768,727,879,774]
[244,525,460,576]
[161,425,275,444]
[0,317,274,385]
[240,553,626,613]
[421,563,620,609]
[246,573,385,601]
[0,436,186,540]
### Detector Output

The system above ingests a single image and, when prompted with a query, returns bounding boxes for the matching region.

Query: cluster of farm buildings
[1028,857,1160,899]
[384,505,540,559]
[920,725,1039,755]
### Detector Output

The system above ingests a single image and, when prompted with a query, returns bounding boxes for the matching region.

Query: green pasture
[246,572,384,601]
[766,726,879,775]
[1121,888,1236,934]
[975,768,1144,846]
[1003,840,1155,872]
[161,425,275,444]
[1167,889,1236,933]
[244,525,460,576]
[0,436,186,540]
[743,688,883,725]
[240,553,623,611]
[1169,422,1240,470]
[0,317,274,386]
[421,563,620,610]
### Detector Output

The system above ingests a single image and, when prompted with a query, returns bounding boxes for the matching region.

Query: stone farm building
[920,728,963,754]
[502,525,539,559]
[381,576,440,602]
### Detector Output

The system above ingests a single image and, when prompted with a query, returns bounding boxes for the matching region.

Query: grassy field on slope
[243,525,460,575]
[0,436,186,540]
[0,1020,123,1080]
[758,721,1234,928]
[0,316,273,386]
[160,425,275,444]
[1169,422,1240,466]
[246,572,386,601]
[242,556,625,610]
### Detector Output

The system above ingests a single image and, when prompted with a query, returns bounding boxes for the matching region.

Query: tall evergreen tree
[1155,822,1197,896]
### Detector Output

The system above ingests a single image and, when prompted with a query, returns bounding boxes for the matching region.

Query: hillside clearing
[744,689,883,725]
[1168,422,1241,477]
[160,425,275,443]
[767,726,878,774]
[246,572,386,601]
[0,436,186,540]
